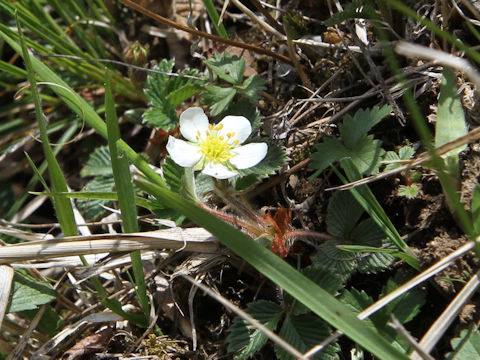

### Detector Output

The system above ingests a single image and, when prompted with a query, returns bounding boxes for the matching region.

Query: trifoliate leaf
[312,240,358,277]
[8,270,57,313]
[80,146,113,177]
[339,106,391,149]
[144,60,204,129]
[203,85,237,116]
[275,314,340,360]
[237,75,266,104]
[227,300,283,359]
[447,325,480,360]
[204,53,246,84]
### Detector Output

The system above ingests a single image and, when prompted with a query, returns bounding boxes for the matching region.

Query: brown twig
[120,0,293,65]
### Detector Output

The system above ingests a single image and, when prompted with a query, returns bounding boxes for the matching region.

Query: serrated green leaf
[327,190,364,238]
[275,314,340,360]
[384,146,414,171]
[285,266,346,315]
[447,325,480,360]
[237,75,266,104]
[163,156,184,193]
[203,85,237,116]
[166,83,202,108]
[380,274,425,326]
[310,138,347,178]
[349,136,385,175]
[227,300,283,359]
[76,175,114,221]
[142,107,177,130]
[80,146,112,178]
[204,53,245,84]
[339,106,392,149]
[144,59,175,107]
[8,271,57,313]
[312,240,358,276]
[397,184,420,199]
[398,145,415,160]
[436,67,467,157]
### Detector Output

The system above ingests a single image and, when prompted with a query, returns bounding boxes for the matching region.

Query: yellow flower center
[197,124,239,163]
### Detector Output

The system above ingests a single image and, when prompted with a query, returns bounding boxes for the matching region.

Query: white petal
[217,116,251,144]
[230,143,268,169]
[166,136,202,167]
[179,107,209,142]
[202,162,238,179]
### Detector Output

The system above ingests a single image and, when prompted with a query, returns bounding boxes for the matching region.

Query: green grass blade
[0,29,166,189]
[135,178,410,360]
[202,0,229,38]
[337,160,419,270]
[105,73,149,318]
[16,14,77,237]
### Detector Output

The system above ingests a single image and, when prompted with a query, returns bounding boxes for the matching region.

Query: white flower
[166,107,268,179]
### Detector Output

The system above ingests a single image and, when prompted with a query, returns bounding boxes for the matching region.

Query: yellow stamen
[233,139,239,145]
[215,124,223,131]
[208,124,213,130]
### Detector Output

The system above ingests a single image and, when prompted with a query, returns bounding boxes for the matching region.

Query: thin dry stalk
[0,228,217,263]
[410,271,480,360]
[0,265,14,329]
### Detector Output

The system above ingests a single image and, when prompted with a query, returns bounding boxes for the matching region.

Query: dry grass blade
[0,228,217,263]
[410,272,480,360]
[395,41,480,89]
[304,240,476,357]
[327,125,480,191]
[0,265,14,329]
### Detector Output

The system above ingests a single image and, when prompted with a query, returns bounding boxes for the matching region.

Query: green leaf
[8,271,57,313]
[227,300,283,359]
[202,0,229,38]
[397,184,420,199]
[327,190,364,238]
[275,314,340,360]
[349,136,385,175]
[285,266,346,315]
[76,176,114,221]
[310,138,347,178]
[23,306,61,336]
[203,85,237,116]
[144,59,175,107]
[163,156,184,193]
[384,145,414,171]
[142,107,177,129]
[339,106,392,149]
[135,179,411,360]
[80,146,113,177]
[435,67,467,157]
[204,53,245,84]
[166,82,202,108]
[447,325,480,360]
[237,75,266,104]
